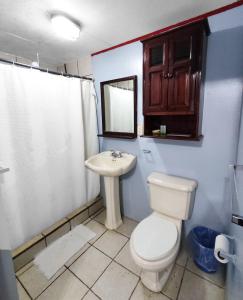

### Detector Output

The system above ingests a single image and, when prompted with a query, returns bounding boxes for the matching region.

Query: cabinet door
[167,30,198,114]
[143,36,169,114]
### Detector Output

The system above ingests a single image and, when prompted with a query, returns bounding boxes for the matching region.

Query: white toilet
[130,172,197,292]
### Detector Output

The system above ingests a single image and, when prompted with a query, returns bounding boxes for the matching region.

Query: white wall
[57,55,92,77]
[92,25,243,235]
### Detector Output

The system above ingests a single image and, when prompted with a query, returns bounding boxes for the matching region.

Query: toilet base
[140,263,174,292]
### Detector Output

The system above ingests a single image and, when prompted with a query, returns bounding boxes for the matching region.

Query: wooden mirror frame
[99,75,137,139]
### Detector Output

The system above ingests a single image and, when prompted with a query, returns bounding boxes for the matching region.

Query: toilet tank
[147,172,198,220]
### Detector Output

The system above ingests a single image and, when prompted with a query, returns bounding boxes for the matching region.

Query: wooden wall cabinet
[142,20,209,140]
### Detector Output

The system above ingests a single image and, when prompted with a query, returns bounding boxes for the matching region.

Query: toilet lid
[131,215,178,262]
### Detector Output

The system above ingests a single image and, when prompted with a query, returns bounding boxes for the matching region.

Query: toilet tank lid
[147,172,198,192]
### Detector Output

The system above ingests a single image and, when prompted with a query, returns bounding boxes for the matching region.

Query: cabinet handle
[163,73,168,79]
[168,73,173,78]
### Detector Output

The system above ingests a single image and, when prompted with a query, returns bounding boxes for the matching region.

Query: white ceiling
[0,0,237,66]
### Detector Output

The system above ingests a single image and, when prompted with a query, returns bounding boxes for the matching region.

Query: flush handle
[232,214,243,227]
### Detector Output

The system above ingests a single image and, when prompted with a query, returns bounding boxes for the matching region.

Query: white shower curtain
[81,80,100,203]
[0,63,99,249]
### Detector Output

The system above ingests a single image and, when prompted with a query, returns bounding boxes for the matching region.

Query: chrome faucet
[110,150,123,158]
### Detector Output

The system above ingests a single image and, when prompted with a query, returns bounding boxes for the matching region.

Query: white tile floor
[16,209,225,300]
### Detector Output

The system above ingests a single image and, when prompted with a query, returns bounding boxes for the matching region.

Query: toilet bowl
[130,172,197,292]
[130,213,181,292]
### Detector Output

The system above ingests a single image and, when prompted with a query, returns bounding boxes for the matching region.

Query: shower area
[0,61,100,252]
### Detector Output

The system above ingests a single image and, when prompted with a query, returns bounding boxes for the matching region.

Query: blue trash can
[190,226,220,273]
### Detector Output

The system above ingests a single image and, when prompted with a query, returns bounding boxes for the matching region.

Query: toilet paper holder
[216,234,236,264]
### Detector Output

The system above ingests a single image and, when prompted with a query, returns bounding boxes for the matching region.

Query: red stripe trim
[92,1,243,56]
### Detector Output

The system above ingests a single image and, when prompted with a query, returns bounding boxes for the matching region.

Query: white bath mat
[34,224,96,279]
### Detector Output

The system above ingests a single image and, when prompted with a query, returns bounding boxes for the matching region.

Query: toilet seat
[131,214,178,262]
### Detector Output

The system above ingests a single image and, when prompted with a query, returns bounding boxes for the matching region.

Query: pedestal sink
[85,151,136,230]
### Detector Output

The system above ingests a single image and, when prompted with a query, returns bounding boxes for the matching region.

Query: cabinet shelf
[140,134,203,141]
[98,133,136,139]
[144,111,195,116]
[142,20,208,142]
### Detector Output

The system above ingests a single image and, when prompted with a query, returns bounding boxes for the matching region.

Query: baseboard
[12,195,104,272]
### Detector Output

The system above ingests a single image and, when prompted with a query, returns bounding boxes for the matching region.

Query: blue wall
[92,26,243,235]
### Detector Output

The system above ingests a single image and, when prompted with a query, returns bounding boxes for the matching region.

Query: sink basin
[85,151,136,230]
[85,151,136,177]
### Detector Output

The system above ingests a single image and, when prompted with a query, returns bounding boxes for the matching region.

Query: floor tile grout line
[92,290,102,300]
[92,210,137,239]
[61,213,107,269]
[91,237,127,261]
[185,255,225,288]
[15,212,104,279]
[90,237,140,299]
[175,255,202,300]
[16,263,33,278]
[175,263,187,300]
[90,208,106,220]
[69,217,139,298]
[114,255,140,278]
[30,227,123,299]
[184,268,225,290]
[86,220,108,244]
[17,238,197,299]
[17,210,137,300]
[84,210,142,294]
[80,288,102,300]
[113,238,129,258]
[68,268,93,291]
[161,291,173,300]
[19,209,200,300]
[66,244,114,291]
[88,257,137,299]
[92,208,138,225]
[74,237,138,296]
[89,256,114,290]
[114,229,133,239]
[80,289,89,300]
[158,263,184,300]
[91,218,105,227]
[16,220,104,298]
[91,208,139,238]
[113,240,142,278]
[32,267,68,300]
[16,277,33,300]
[128,277,140,300]
[64,244,92,268]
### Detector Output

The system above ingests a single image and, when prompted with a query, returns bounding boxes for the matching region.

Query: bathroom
[0,0,243,299]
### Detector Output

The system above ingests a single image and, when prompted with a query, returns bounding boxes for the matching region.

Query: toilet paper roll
[214,234,230,264]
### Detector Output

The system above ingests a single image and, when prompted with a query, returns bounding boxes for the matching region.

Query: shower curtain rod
[0,58,93,81]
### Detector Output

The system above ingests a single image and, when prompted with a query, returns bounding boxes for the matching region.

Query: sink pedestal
[104,176,123,230]
[85,151,136,230]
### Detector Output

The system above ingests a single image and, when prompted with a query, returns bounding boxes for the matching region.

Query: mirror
[100,76,137,139]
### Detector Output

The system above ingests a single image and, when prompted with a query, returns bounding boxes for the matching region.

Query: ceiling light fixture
[51,15,80,41]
